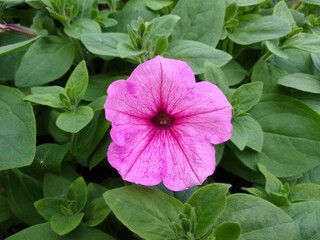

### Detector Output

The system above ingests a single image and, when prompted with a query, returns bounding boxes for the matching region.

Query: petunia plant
[0,0,320,239]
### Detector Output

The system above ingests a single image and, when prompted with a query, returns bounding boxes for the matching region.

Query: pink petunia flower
[104,56,232,191]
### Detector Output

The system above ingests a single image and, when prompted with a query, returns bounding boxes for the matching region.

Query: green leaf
[204,62,230,97]
[32,143,70,175]
[231,82,263,112]
[258,163,282,193]
[171,0,225,47]
[301,0,320,6]
[234,94,320,178]
[5,223,115,240]
[88,136,110,170]
[0,51,24,81]
[15,36,75,87]
[278,73,320,94]
[0,36,39,56]
[273,48,313,74]
[265,40,289,59]
[64,18,101,39]
[103,185,183,240]
[187,183,230,238]
[273,1,295,27]
[284,201,320,240]
[76,0,94,19]
[84,197,111,227]
[235,115,263,152]
[43,173,71,198]
[117,42,144,59]
[292,92,320,113]
[0,86,36,170]
[50,213,85,236]
[289,183,320,202]
[65,61,89,104]
[217,194,294,240]
[312,52,320,71]
[56,106,94,133]
[154,36,169,55]
[34,197,66,221]
[252,61,285,93]
[284,33,320,52]
[67,177,87,213]
[233,0,265,6]
[72,111,110,166]
[0,196,15,223]
[297,166,320,184]
[83,74,115,101]
[228,16,291,45]
[48,110,70,143]
[221,60,247,86]
[24,86,65,108]
[169,40,232,74]
[3,170,43,225]
[225,3,238,22]
[213,222,241,240]
[87,182,108,203]
[81,33,129,57]
[230,117,249,150]
[149,15,180,40]
[145,0,174,11]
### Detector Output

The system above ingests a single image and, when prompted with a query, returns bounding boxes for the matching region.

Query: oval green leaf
[81,33,129,57]
[284,33,320,52]
[5,223,115,240]
[51,213,85,236]
[233,94,320,178]
[233,0,265,6]
[171,0,225,47]
[65,61,89,103]
[103,185,183,240]
[64,18,101,39]
[56,106,94,133]
[284,201,320,240]
[15,36,75,87]
[217,194,294,240]
[289,183,320,202]
[187,183,230,238]
[169,40,232,74]
[0,36,39,56]
[228,16,291,45]
[0,86,36,170]
[278,73,320,94]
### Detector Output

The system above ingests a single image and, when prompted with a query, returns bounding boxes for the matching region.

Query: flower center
[151,111,173,127]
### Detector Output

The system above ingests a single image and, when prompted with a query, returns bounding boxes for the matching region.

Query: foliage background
[1,0,320,239]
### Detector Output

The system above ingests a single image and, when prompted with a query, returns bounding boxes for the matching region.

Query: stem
[70,133,78,154]
[72,39,85,64]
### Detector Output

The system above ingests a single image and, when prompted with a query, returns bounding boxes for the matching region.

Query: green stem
[70,132,78,155]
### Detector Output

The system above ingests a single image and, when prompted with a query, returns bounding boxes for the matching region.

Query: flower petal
[107,126,163,186]
[129,56,196,110]
[108,125,216,191]
[162,127,216,191]
[104,56,198,146]
[173,81,232,144]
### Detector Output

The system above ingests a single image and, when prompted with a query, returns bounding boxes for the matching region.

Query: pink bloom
[104,56,232,191]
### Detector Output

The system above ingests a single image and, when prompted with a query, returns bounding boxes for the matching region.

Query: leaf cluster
[0,0,320,239]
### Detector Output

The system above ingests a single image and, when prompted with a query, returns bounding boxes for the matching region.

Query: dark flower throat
[151,111,173,127]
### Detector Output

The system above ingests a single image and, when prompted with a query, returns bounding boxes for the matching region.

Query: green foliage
[217,194,294,240]
[1,0,320,239]
[0,86,36,170]
[15,36,75,87]
[104,185,182,240]
[171,0,225,47]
